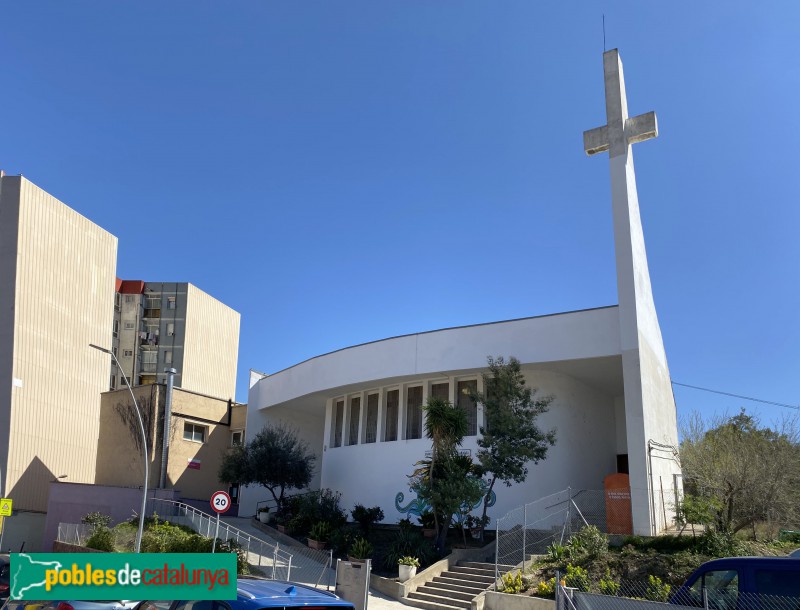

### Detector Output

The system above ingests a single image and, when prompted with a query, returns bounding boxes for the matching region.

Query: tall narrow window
[457,380,478,436]
[365,394,379,443]
[348,396,361,446]
[167,297,176,310]
[166,323,175,336]
[332,400,344,448]
[384,390,399,442]
[165,350,173,364]
[406,386,423,440]
[431,382,449,402]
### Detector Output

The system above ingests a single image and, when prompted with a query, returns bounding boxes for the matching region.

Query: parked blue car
[669,556,800,610]
[132,578,355,610]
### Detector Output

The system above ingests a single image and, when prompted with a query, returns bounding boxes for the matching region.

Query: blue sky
[1,2,797,425]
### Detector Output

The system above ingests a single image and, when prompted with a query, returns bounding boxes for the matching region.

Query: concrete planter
[398,564,417,582]
[307,538,327,550]
[258,511,270,524]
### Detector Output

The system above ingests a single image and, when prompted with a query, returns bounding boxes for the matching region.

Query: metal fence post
[522,503,527,572]
[495,517,500,589]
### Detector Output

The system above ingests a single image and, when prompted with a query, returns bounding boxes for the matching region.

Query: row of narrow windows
[330,380,478,448]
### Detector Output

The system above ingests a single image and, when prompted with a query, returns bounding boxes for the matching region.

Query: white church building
[242,49,682,536]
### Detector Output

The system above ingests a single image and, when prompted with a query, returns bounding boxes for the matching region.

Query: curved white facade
[242,306,660,528]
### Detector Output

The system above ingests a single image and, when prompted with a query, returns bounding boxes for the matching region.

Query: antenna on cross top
[602,14,606,52]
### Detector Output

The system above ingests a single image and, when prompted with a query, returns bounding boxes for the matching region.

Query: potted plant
[466,514,490,539]
[257,507,271,524]
[274,511,290,534]
[348,537,373,563]
[398,556,420,582]
[418,511,436,538]
[307,521,331,550]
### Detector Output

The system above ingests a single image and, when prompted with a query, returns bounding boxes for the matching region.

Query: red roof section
[118,280,145,294]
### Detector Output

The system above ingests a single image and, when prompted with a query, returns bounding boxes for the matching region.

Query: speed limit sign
[210,490,231,514]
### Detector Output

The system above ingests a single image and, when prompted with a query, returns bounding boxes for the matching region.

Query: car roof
[699,556,800,569]
[235,579,353,607]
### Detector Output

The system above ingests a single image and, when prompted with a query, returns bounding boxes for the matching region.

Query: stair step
[457,561,493,570]
[448,566,496,578]
[417,585,476,602]
[402,597,465,610]
[428,579,487,595]
[458,561,514,572]
[408,591,471,609]
[441,570,495,584]
[430,572,494,595]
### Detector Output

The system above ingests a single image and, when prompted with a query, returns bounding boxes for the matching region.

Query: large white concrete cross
[583,49,658,158]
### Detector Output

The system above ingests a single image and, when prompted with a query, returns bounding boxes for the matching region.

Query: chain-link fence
[554,579,800,610]
[495,488,602,575]
[495,486,685,579]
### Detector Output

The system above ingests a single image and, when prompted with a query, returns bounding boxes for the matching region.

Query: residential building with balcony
[111,281,240,399]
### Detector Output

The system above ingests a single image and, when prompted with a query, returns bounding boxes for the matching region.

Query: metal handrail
[149,498,294,580]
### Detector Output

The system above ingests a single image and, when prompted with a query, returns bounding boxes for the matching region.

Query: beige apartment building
[0,174,118,542]
[0,172,241,551]
[95,383,246,502]
[111,281,240,399]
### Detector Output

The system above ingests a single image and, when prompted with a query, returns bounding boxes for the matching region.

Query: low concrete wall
[483,592,555,610]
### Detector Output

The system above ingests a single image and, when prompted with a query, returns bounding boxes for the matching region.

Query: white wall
[242,366,620,523]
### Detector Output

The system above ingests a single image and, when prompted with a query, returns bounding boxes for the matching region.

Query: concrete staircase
[404,561,514,610]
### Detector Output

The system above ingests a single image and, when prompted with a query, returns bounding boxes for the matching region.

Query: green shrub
[535,578,556,598]
[546,542,567,562]
[329,528,353,555]
[418,511,436,529]
[644,575,671,602]
[569,525,608,559]
[351,504,384,534]
[499,571,528,594]
[564,564,590,592]
[598,569,621,596]
[349,537,373,560]
[697,530,745,557]
[383,527,435,568]
[289,489,346,534]
[82,511,112,529]
[309,521,332,542]
[398,556,420,567]
[85,526,115,551]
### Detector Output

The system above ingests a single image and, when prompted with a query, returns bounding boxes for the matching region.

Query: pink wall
[43,482,179,551]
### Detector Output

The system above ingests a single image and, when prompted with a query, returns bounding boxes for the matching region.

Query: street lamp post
[89,343,149,553]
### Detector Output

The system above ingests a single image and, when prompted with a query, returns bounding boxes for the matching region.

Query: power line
[671,380,799,411]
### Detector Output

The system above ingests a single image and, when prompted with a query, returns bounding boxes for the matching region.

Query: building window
[165,350,173,364]
[231,430,243,446]
[113,320,119,337]
[332,400,344,448]
[124,321,135,330]
[123,350,133,358]
[365,393,379,443]
[110,376,117,390]
[348,396,361,446]
[384,389,399,442]
[183,422,206,443]
[406,386,423,440]
[166,323,175,336]
[431,382,449,401]
[114,293,121,311]
[167,297,176,310]
[457,380,478,436]
[125,295,135,303]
